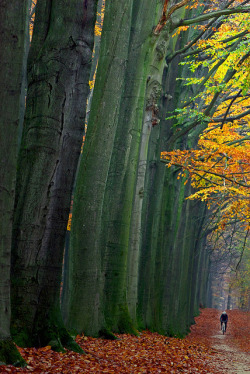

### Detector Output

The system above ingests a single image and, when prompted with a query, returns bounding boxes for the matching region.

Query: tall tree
[62,0,139,336]
[137,20,210,334]
[0,0,29,366]
[11,0,97,351]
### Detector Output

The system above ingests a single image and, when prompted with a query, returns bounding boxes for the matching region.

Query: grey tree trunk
[0,0,28,366]
[11,0,97,351]
[126,17,172,321]
[137,7,210,335]
[63,0,136,336]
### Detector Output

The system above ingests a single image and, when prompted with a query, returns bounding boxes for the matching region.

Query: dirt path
[188,308,250,374]
[212,334,250,373]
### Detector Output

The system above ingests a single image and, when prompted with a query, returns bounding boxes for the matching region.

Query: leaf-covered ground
[1,308,249,373]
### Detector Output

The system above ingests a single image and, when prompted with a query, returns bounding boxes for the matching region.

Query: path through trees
[188,309,250,374]
[2,308,249,373]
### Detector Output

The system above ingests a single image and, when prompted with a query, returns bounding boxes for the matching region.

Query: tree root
[0,338,26,367]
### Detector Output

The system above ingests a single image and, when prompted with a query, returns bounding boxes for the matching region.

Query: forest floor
[1,308,249,373]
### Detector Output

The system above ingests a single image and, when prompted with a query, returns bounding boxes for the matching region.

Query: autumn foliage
[161,8,250,233]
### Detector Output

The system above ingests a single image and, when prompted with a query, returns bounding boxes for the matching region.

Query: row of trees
[0,0,249,366]
[207,223,250,310]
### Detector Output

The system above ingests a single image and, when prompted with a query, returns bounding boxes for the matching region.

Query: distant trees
[206,224,249,310]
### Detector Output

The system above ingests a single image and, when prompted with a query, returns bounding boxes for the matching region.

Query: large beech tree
[11,0,97,351]
[0,0,29,366]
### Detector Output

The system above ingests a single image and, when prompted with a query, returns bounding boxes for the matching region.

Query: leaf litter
[1,309,249,373]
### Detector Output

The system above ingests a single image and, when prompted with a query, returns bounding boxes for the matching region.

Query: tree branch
[220,89,242,129]
[211,108,250,124]
[168,0,248,60]
[225,135,250,146]
[161,159,250,188]
[180,37,242,111]
[235,229,249,271]
[173,6,250,29]
[182,30,249,59]
[154,0,190,35]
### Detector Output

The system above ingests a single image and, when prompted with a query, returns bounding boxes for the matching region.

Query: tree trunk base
[12,310,84,354]
[98,329,118,340]
[0,338,26,367]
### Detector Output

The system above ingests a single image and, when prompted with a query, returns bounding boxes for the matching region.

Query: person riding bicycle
[220,311,228,332]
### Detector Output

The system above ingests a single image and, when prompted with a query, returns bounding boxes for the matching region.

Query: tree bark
[137,4,210,335]
[11,0,97,351]
[127,17,171,321]
[0,0,28,366]
[63,0,137,336]
[99,0,163,332]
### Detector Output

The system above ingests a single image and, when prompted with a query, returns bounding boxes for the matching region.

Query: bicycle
[221,321,226,335]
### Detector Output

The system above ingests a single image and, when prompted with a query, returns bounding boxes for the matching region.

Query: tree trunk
[0,0,28,366]
[138,6,210,335]
[11,0,97,351]
[227,285,232,310]
[62,0,135,336]
[98,0,165,332]
[127,17,172,321]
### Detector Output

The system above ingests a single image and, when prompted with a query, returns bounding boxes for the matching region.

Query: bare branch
[211,108,250,124]
[154,0,190,35]
[161,159,250,188]
[235,229,249,271]
[173,6,250,29]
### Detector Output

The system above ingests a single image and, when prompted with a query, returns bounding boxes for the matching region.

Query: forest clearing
[0,0,249,369]
[0,309,248,373]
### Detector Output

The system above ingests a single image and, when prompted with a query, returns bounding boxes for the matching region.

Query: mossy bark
[0,339,26,367]
[63,0,135,336]
[0,0,29,365]
[127,19,172,321]
[100,0,163,332]
[11,0,97,350]
[137,4,210,336]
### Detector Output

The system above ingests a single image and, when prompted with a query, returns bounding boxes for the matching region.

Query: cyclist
[220,311,228,332]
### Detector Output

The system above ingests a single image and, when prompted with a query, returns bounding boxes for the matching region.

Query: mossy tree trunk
[62,0,135,336]
[126,19,172,322]
[11,0,97,351]
[138,138,209,336]
[0,0,28,366]
[137,6,210,335]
